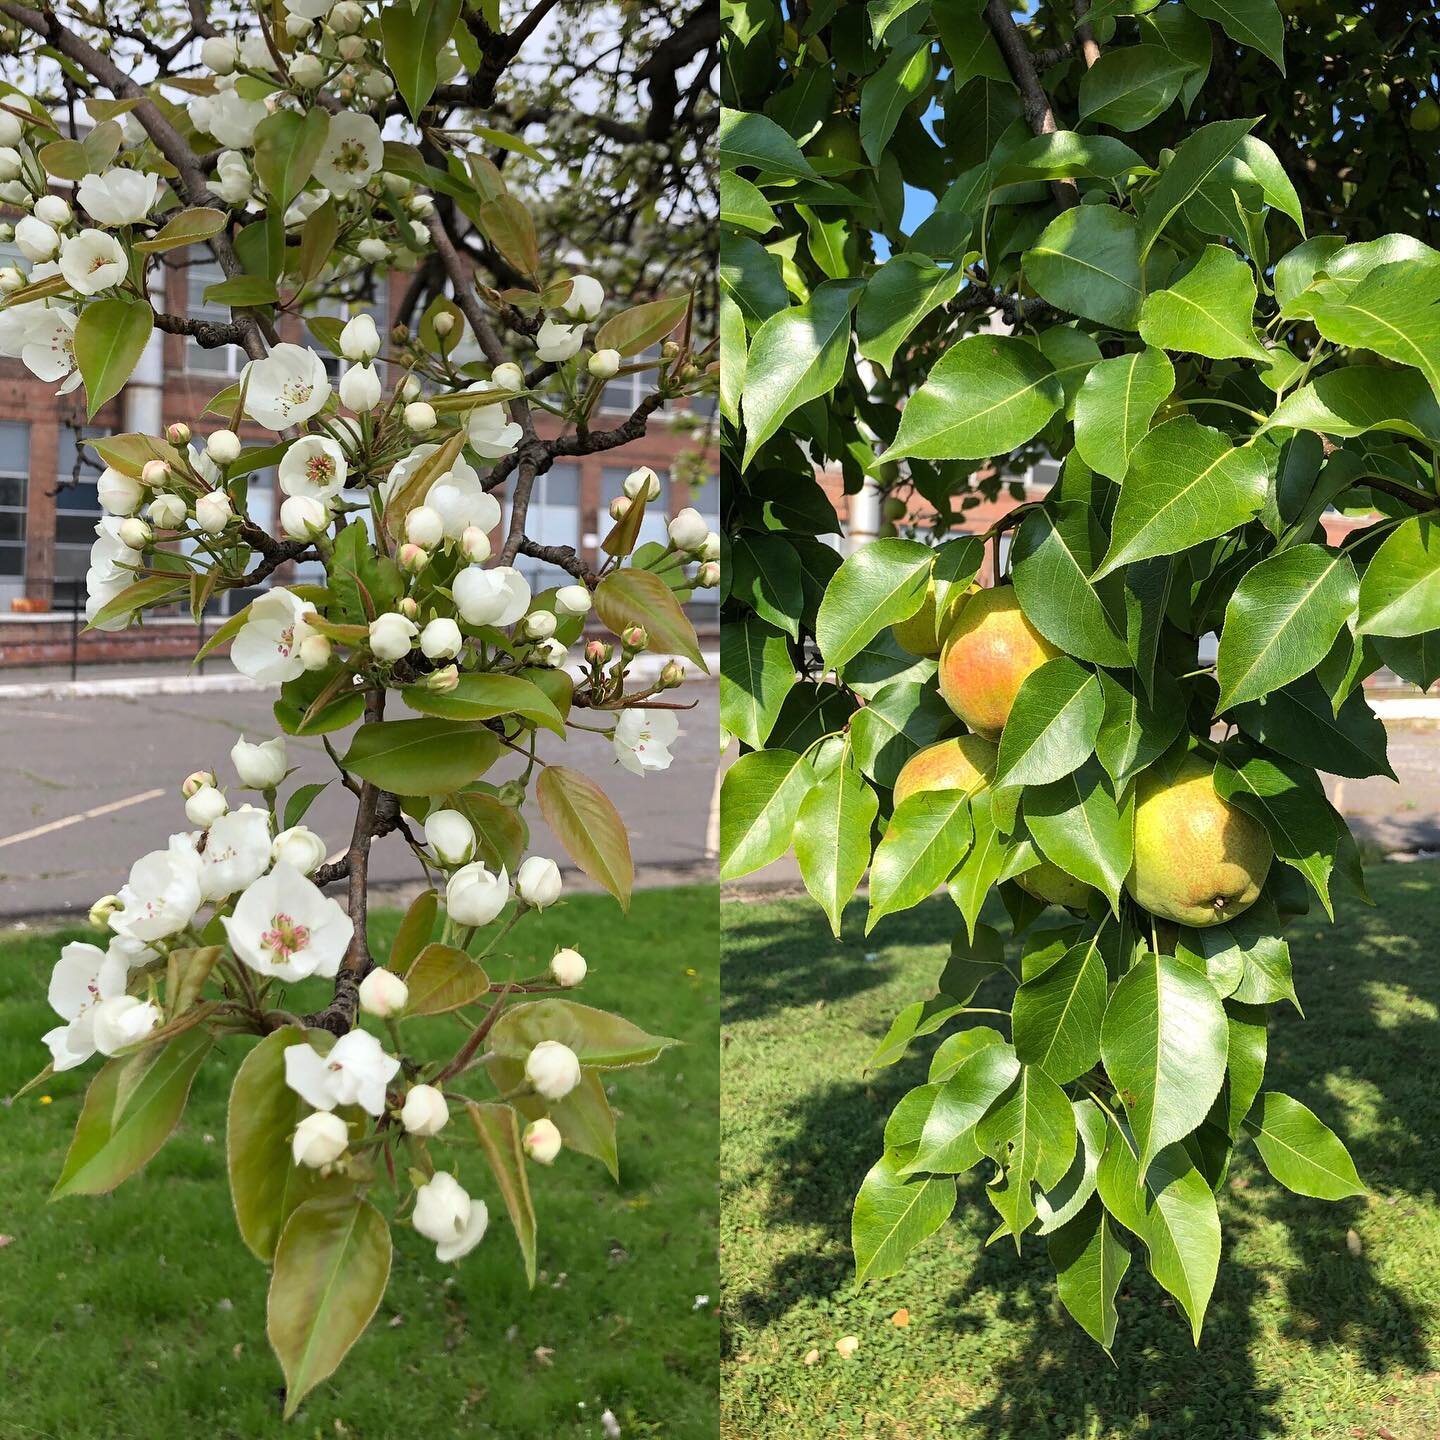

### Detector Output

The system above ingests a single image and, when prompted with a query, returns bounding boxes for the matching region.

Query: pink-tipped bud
[585,639,611,665]
[609,495,631,521]
[398,542,430,574]
[397,596,420,620]
[141,458,171,486]
[181,769,216,798]
[166,422,191,446]
[461,526,491,563]
[621,625,647,651]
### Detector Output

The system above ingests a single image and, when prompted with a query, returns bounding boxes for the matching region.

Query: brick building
[0,253,718,666]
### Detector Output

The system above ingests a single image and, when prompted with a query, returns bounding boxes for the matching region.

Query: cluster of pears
[892,582,1272,928]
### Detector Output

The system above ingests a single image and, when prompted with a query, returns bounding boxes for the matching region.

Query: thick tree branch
[1075,0,1101,69]
[153,311,247,349]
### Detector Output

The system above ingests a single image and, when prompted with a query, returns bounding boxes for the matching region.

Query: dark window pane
[55,481,100,516]
[0,511,24,540]
[0,420,29,473]
[0,542,22,574]
[0,475,25,507]
[52,547,90,580]
[54,515,99,544]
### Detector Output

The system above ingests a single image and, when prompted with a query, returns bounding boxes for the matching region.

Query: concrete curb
[0,652,720,702]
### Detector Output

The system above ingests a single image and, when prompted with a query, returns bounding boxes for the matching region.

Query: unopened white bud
[397,541,429,574]
[148,493,187,528]
[181,769,216,798]
[288,53,324,88]
[424,808,475,867]
[525,1040,581,1100]
[336,32,367,61]
[516,855,562,909]
[420,616,462,660]
[299,633,332,670]
[339,361,381,412]
[433,311,455,337]
[206,429,242,465]
[117,517,152,549]
[369,611,418,662]
[697,561,721,588]
[330,1,364,34]
[668,507,708,551]
[554,584,591,618]
[624,466,661,502]
[281,494,329,541]
[491,361,524,391]
[359,967,410,1018]
[549,947,587,987]
[400,1083,449,1136]
[292,1111,348,1168]
[194,491,233,535]
[404,401,437,433]
[356,237,390,263]
[405,504,444,549]
[460,526,491,563]
[89,894,122,928]
[200,34,238,75]
[522,610,557,641]
[184,783,228,828]
[0,265,24,293]
[522,1117,563,1165]
[588,348,621,380]
[141,458,171,487]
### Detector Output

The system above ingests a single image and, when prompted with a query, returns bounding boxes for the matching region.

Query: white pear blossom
[185,784,228,829]
[549,947,587,987]
[516,856,562,909]
[339,312,380,361]
[453,564,530,627]
[230,587,318,684]
[668,507,709,551]
[369,611,418,662]
[281,494,329,540]
[424,809,475,866]
[224,862,354,983]
[272,825,326,874]
[358,967,409,1018]
[420,616,462,660]
[148,492,187,528]
[20,307,81,392]
[211,150,254,206]
[424,458,501,539]
[41,940,129,1071]
[292,1111,349,1168]
[110,834,206,942]
[91,995,161,1056]
[194,491,233,534]
[196,805,272,901]
[83,517,142,629]
[278,434,347,500]
[400,1083,449,1136]
[561,275,605,321]
[0,146,22,183]
[201,89,268,148]
[241,343,331,430]
[413,1172,488,1262]
[284,1026,399,1115]
[465,382,522,459]
[339,361,381,412]
[526,1040,582,1100]
[613,707,679,776]
[14,214,58,261]
[535,317,585,363]
[446,861,510,926]
[76,169,161,226]
[554,584,591,617]
[231,734,288,789]
[523,1116,563,1165]
[200,34,239,74]
[316,112,382,195]
[206,428,242,465]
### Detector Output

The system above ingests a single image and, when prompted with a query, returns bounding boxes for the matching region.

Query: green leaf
[227,1028,350,1262]
[741,280,861,467]
[849,681,956,789]
[815,538,933,668]
[719,106,821,183]
[719,171,776,234]
[975,1064,1078,1241]
[477,195,540,281]
[1049,1199,1129,1350]
[719,616,792,748]
[719,749,815,881]
[1235,674,1393,780]
[1243,1091,1365,1200]
[134,206,227,253]
[1024,761,1133,912]
[866,789,973,931]
[268,1196,391,1420]
[85,574,186,632]
[947,791,1019,939]
[1025,205,1143,329]
[381,0,463,118]
[1037,1099,1108,1234]
[1223,1001,1268,1138]
[1094,418,1269,578]
[1077,45,1192,132]
[728,532,804,640]
[1266,366,1440,444]
[852,1153,956,1286]
[402,672,566,735]
[403,943,491,1016]
[1010,503,1130,667]
[1096,668,1185,786]
[795,763,877,937]
[992,657,1104,796]
[390,889,438,971]
[74,296,154,418]
[203,274,279,307]
[1356,517,1440,638]
[1137,117,1258,260]
[1138,245,1267,361]
[994,131,1145,186]
[879,334,1063,463]
[1215,544,1358,711]
[1188,0,1285,73]
[253,107,329,208]
[1012,936,1108,1084]
[860,35,932,164]
[594,567,707,669]
[1073,347,1175,481]
[592,295,690,357]
[535,765,633,909]
[488,998,676,1069]
[466,1102,539,1286]
[901,1039,1019,1175]
[54,1028,211,1198]
[341,719,501,796]
[1100,953,1229,1177]
[856,254,963,373]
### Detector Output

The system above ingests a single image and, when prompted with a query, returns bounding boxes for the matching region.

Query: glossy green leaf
[866,789,973,931]
[1025,205,1143,329]
[1356,517,1440,638]
[342,719,501,796]
[1265,366,1440,444]
[402,943,491,1017]
[1188,0,1285,71]
[1243,1091,1365,1200]
[1037,1099,1108,1234]
[466,1101,539,1285]
[1012,936,1108,1083]
[402,673,566,735]
[975,1064,1078,1241]
[1073,347,1175,481]
[860,35,932,164]
[719,615,792,748]
[856,254,964,373]
[594,566,708,669]
[994,131,1145,186]
[253,107,329,208]
[1050,1199,1129,1350]
[720,106,821,182]
[1138,245,1268,361]
[488,998,676,1069]
[74,296,155,418]
[1137,117,1258,260]
[1077,45,1192,132]
[815,537,933,668]
[795,762,877,936]
[719,749,815,881]
[1024,761,1133,911]
[852,1153,956,1286]
[902,1039,1020,1175]
[992,657,1104,795]
[381,0,463,118]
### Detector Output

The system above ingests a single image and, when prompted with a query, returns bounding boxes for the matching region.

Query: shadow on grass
[725,869,1440,1437]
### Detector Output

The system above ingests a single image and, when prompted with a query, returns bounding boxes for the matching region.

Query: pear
[1128,754,1273,927]
[938,585,1060,738]
[892,734,997,806]
[1014,861,1094,911]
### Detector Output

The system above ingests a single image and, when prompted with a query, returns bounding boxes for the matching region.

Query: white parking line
[0,788,167,851]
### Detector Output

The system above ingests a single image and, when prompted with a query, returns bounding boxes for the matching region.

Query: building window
[53,424,106,588]
[508,463,581,592]
[0,420,28,579]
[602,464,669,555]
[186,257,245,376]
[600,346,665,415]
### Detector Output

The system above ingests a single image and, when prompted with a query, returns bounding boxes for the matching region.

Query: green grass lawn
[0,885,719,1440]
[721,864,1440,1440]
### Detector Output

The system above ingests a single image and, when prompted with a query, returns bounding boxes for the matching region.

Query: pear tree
[719,0,1437,1350]
[0,0,716,1417]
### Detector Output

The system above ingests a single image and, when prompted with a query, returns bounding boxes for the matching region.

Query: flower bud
[0,265,24,293]
[460,526,491,563]
[446,860,510,926]
[184,784,228,829]
[141,459,171,487]
[621,625,647,651]
[525,1040,581,1101]
[412,1172,486,1260]
[117,517,152,550]
[361,68,395,101]
[516,855,562,909]
[288,53,324,88]
[668,507,708,551]
[281,494,329,541]
[300,633,332,670]
[420,616,462,660]
[398,541,430,574]
[339,361,382,412]
[397,596,419,620]
[97,467,142,516]
[554,584,591,618]
[697,561,721,588]
[357,237,390,263]
[700,531,721,562]
[359,967,410,1019]
[34,194,71,228]
[522,609,557,641]
[92,995,161,1055]
[408,193,435,218]
[404,401,437,433]
[662,340,680,360]
[336,31,366,59]
[200,34,238,74]
[660,660,686,689]
[588,348,621,380]
[424,809,476,867]
[424,663,460,692]
[400,1083,449,1135]
[532,638,567,667]
[272,824,326,874]
[399,375,422,402]
[584,639,611,665]
[0,150,21,185]
[89,894,122,929]
[285,13,312,39]
[522,1117,563,1165]
[329,0,364,32]
[206,429,242,465]
[549,947,587,987]
[194,491,233,535]
[148,493,187,528]
[624,465,661,501]
[0,114,20,147]
[609,495,631,521]
[369,611,418,662]
[15,215,57,260]
[231,734,287,789]
[433,312,455,337]
[182,769,216,798]
[339,312,380,363]
[405,504,444,549]
[292,1111,348,1168]
[491,361,524,391]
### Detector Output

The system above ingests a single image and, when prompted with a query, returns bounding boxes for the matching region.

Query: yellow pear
[1128,754,1273,927]
[938,585,1060,738]
[892,734,997,806]
[891,582,941,658]
[1014,861,1094,911]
